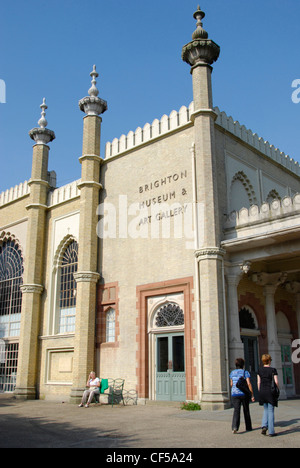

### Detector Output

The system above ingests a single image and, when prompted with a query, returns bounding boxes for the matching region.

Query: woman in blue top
[230,358,255,434]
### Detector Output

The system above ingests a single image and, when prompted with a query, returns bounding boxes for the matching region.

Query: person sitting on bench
[78,372,100,408]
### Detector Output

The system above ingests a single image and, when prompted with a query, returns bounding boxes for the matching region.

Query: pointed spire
[79,65,107,116]
[38,98,48,129]
[29,98,55,144]
[88,65,99,97]
[192,6,208,40]
[182,7,220,67]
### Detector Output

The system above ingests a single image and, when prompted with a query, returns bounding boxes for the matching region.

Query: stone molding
[78,96,107,116]
[77,181,103,190]
[29,127,55,145]
[195,247,226,260]
[73,271,100,283]
[225,194,300,230]
[20,283,44,294]
[251,272,288,291]
[190,108,218,122]
[78,154,102,164]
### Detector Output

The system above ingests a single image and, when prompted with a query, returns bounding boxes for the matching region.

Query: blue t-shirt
[230,369,251,397]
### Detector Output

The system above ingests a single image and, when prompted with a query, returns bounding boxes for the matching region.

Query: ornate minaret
[70,66,107,403]
[15,99,55,399]
[182,7,229,410]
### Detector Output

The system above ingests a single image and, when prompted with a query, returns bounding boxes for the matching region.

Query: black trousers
[232,396,252,431]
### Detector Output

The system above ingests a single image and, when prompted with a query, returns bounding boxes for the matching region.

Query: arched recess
[229,171,257,212]
[266,189,281,204]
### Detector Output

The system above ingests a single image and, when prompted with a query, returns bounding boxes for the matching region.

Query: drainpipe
[222,259,230,399]
[191,143,203,402]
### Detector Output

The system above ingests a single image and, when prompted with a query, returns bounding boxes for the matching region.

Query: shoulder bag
[236,371,252,399]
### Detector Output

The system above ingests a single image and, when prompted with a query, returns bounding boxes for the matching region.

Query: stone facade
[0,8,299,408]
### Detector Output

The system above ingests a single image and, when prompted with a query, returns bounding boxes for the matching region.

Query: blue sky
[1,0,300,191]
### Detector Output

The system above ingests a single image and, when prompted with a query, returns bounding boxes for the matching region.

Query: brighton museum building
[0,7,299,410]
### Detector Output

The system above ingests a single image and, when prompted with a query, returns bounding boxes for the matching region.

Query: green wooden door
[156,334,186,401]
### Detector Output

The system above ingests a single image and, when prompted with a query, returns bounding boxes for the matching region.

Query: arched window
[239,307,257,330]
[106,308,115,342]
[156,303,184,328]
[58,241,78,334]
[0,241,23,338]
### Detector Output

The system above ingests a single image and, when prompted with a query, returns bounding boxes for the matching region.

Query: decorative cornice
[79,95,108,116]
[25,203,48,211]
[79,154,102,164]
[182,39,220,67]
[73,271,100,283]
[20,283,44,294]
[190,108,218,122]
[77,181,103,190]
[284,281,300,294]
[251,272,288,290]
[29,127,55,145]
[224,194,300,230]
[28,179,50,188]
[195,247,226,260]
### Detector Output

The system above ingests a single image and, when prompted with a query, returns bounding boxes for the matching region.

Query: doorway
[156,333,186,401]
[241,335,259,400]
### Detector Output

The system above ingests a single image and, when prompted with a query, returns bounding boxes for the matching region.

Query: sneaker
[85,404,89,408]
[261,427,267,436]
[269,433,277,437]
[232,429,238,434]
[78,404,83,408]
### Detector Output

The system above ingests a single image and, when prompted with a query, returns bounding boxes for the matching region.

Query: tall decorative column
[225,264,250,371]
[182,8,229,410]
[70,66,107,403]
[252,272,287,398]
[15,99,55,399]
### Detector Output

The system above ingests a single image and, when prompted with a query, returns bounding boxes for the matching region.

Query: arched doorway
[150,301,186,402]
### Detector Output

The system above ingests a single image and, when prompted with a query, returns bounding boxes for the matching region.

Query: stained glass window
[156,303,184,327]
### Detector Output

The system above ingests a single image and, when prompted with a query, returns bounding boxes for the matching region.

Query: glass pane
[172,335,185,372]
[157,337,169,372]
[281,345,292,364]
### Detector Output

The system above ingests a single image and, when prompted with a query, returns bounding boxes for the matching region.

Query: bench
[94,378,125,407]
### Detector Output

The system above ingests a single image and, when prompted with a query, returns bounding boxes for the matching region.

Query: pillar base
[69,387,86,405]
[14,386,37,400]
[201,392,230,411]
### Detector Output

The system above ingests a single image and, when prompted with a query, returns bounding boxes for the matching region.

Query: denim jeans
[262,403,275,435]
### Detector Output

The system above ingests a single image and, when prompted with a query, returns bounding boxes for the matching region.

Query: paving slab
[0,395,299,449]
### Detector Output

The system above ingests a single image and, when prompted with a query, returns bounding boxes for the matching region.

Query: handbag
[271,371,280,400]
[236,371,252,399]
